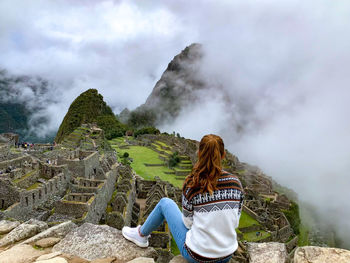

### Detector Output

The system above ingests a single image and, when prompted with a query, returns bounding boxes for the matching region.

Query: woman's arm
[182,193,193,229]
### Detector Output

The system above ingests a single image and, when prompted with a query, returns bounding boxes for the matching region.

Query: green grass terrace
[109,140,186,188]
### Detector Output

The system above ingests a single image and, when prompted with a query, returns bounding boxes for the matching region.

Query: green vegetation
[55,89,126,143]
[109,142,183,188]
[14,170,37,184]
[121,152,131,166]
[168,152,180,168]
[26,183,42,191]
[238,211,260,228]
[32,244,44,251]
[134,126,160,137]
[152,142,172,155]
[127,107,156,129]
[62,125,112,151]
[97,115,127,140]
[243,230,271,242]
[298,224,310,246]
[282,201,301,235]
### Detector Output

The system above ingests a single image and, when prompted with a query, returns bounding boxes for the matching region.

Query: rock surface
[36,258,68,263]
[293,246,350,263]
[35,237,61,248]
[0,244,46,263]
[248,242,287,263]
[36,252,63,261]
[0,219,48,247]
[169,255,187,263]
[90,258,116,263]
[0,220,20,235]
[22,221,76,245]
[127,257,155,263]
[53,223,157,261]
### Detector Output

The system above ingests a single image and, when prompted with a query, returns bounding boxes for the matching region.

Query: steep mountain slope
[55,89,126,143]
[126,43,204,128]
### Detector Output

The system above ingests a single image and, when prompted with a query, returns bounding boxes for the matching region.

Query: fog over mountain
[1,0,350,247]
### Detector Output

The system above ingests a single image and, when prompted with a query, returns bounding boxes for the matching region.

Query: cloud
[0,0,195,134]
[158,0,350,247]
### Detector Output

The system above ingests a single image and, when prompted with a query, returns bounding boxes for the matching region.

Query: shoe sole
[122,229,149,248]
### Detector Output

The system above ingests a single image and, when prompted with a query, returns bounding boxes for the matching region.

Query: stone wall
[0,178,20,210]
[60,151,99,178]
[83,165,118,224]
[39,163,66,180]
[4,169,70,219]
[55,162,118,224]
[0,155,32,171]
[15,170,39,189]
[286,235,298,253]
[278,225,293,243]
[106,165,135,229]
[243,205,260,221]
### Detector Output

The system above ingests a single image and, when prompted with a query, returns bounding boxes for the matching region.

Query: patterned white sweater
[182,171,244,259]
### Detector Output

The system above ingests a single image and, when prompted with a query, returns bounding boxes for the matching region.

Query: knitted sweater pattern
[182,171,244,258]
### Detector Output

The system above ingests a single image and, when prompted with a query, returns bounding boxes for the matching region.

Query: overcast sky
[1,0,350,247]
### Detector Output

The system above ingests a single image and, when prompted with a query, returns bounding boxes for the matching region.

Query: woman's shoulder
[219,170,244,191]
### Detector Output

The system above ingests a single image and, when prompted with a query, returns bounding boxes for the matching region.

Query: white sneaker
[122,225,149,248]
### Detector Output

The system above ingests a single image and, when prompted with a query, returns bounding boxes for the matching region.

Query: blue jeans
[140,198,232,263]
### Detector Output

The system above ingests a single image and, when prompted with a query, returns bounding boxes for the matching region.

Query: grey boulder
[294,246,350,263]
[248,242,287,263]
[0,220,20,235]
[0,219,48,247]
[53,223,157,261]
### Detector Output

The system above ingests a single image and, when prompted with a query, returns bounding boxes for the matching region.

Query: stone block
[53,223,157,261]
[0,244,46,263]
[35,237,61,248]
[248,242,287,263]
[106,211,124,230]
[0,220,20,235]
[127,257,155,263]
[293,246,350,263]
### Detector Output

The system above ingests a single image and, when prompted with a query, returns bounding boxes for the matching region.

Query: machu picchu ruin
[0,118,304,262]
[1,8,350,260]
[0,86,312,261]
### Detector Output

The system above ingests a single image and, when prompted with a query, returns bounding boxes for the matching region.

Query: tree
[168,151,180,168]
[134,127,160,137]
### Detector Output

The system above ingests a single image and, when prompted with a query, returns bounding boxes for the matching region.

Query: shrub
[283,201,301,235]
[121,158,130,166]
[134,126,160,137]
[168,151,180,168]
[97,115,127,140]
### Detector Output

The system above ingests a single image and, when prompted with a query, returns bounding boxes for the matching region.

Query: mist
[1,0,350,247]
[159,0,350,247]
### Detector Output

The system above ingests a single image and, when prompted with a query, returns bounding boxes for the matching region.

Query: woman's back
[123,134,244,263]
[183,170,244,258]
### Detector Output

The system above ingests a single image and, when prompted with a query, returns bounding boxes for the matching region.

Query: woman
[122,134,244,263]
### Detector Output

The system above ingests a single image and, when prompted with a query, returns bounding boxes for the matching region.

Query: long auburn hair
[184,134,225,195]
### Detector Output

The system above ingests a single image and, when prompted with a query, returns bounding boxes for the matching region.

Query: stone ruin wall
[106,165,136,229]
[53,151,119,224]
[3,167,70,220]
[105,165,181,252]
[59,151,100,179]
[138,134,199,163]
[55,164,118,224]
